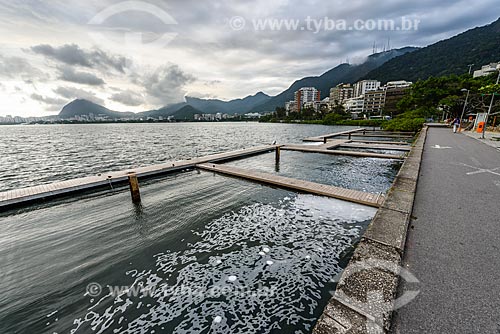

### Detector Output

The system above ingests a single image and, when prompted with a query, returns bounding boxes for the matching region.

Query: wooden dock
[316,139,350,149]
[340,142,412,152]
[303,128,365,142]
[0,145,277,209]
[349,139,411,145]
[281,144,405,159]
[344,133,414,139]
[196,163,384,207]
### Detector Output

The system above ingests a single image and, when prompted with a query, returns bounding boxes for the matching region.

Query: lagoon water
[0,122,356,192]
[0,123,401,333]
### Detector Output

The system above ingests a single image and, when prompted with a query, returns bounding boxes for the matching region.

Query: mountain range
[364,17,500,83]
[58,48,416,119]
[249,47,417,113]
[58,17,500,119]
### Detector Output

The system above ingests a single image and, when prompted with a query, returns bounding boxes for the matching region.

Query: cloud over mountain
[142,64,196,105]
[30,44,129,73]
[58,66,105,86]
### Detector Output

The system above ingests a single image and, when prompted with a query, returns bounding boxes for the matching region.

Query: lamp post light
[459,88,470,132]
[481,69,500,139]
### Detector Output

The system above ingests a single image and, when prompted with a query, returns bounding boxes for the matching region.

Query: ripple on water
[69,195,375,334]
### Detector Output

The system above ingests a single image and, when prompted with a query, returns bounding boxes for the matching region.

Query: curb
[313,126,428,334]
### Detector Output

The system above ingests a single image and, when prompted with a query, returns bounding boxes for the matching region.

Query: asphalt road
[391,127,500,333]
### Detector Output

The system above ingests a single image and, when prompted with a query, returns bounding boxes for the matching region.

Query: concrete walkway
[463,130,500,150]
[391,127,500,333]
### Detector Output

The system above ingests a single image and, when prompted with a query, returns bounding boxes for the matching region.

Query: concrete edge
[313,126,428,334]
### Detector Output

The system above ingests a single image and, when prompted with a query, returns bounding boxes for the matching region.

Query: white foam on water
[70,193,374,334]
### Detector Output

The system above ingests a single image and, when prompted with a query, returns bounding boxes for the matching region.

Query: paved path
[392,127,500,333]
[463,130,500,150]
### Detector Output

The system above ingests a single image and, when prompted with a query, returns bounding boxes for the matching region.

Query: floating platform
[345,133,414,139]
[196,163,384,207]
[340,143,412,152]
[349,139,411,145]
[281,144,405,159]
[303,128,366,142]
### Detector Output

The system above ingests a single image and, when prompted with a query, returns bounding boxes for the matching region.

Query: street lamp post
[481,70,500,139]
[468,64,474,75]
[459,88,470,132]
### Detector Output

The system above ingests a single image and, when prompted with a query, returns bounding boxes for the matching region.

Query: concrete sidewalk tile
[314,298,369,334]
[363,208,410,252]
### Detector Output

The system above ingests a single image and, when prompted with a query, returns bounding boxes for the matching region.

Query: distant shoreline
[0,119,263,126]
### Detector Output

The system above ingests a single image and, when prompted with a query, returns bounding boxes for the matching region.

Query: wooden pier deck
[343,133,414,139]
[196,163,384,207]
[281,144,405,159]
[303,128,365,142]
[339,142,412,152]
[0,145,277,209]
[316,139,350,149]
[349,139,411,145]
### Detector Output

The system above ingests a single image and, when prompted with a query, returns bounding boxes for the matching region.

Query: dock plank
[349,139,411,145]
[303,128,365,142]
[196,163,382,208]
[340,143,412,151]
[281,145,404,159]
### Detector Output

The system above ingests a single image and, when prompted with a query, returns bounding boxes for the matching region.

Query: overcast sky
[0,0,498,116]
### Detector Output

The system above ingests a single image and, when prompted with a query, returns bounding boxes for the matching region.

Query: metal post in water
[275,146,281,163]
[128,172,141,203]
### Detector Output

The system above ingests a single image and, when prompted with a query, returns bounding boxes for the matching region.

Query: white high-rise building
[473,62,500,78]
[294,87,321,113]
[343,96,365,118]
[353,80,381,97]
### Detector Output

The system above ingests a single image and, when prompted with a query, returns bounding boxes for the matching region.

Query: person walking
[452,117,460,133]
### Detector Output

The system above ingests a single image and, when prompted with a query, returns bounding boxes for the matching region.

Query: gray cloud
[58,66,105,86]
[110,89,144,106]
[30,93,67,111]
[53,86,104,105]
[0,54,46,81]
[142,64,196,105]
[30,44,129,73]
